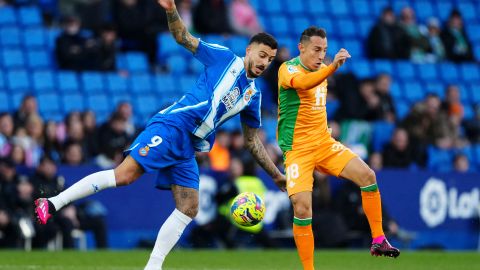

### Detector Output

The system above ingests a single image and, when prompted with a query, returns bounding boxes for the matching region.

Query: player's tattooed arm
[242,124,286,192]
[159,0,199,53]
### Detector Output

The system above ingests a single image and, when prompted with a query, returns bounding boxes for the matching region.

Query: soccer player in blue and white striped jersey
[35,0,286,268]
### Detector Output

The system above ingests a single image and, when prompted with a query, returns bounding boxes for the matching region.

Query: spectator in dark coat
[193,0,233,34]
[382,128,415,168]
[441,10,474,62]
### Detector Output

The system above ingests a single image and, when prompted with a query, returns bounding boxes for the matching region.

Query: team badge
[139,146,150,156]
[287,65,299,74]
[244,89,253,102]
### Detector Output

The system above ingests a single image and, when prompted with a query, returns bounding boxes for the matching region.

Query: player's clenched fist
[158,0,175,10]
[332,48,351,69]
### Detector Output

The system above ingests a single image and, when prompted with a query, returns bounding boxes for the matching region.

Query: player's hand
[157,0,176,11]
[273,173,287,192]
[332,48,351,69]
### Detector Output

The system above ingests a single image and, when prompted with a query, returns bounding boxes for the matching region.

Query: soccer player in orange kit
[277,27,400,270]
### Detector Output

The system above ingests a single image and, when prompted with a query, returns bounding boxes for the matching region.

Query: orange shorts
[284,136,357,196]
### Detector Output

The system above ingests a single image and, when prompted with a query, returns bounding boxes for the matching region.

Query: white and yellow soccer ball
[230,192,265,227]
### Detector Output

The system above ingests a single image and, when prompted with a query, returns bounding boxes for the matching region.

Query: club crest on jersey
[139,146,150,156]
[287,65,299,74]
[244,88,254,102]
[221,87,240,110]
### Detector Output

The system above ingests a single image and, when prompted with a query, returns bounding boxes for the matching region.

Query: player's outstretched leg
[144,185,198,270]
[340,157,400,258]
[291,191,315,270]
[35,156,144,224]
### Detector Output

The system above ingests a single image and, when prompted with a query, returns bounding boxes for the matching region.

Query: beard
[247,60,260,78]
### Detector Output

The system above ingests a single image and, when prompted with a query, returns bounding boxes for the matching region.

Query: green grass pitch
[0,250,478,270]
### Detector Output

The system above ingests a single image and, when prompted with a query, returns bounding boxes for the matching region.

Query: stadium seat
[158,33,183,60]
[268,16,289,36]
[0,70,4,89]
[438,62,459,83]
[179,75,197,95]
[0,91,9,111]
[373,60,393,75]
[46,28,61,49]
[473,144,480,166]
[466,23,480,43]
[312,17,333,34]
[395,61,415,80]
[372,121,395,152]
[125,52,149,73]
[458,84,471,104]
[470,83,480,104]
[0,26,20,47]
[276,36,296,55]
[134,95,158,119]
[81,72,105,93]
[22,27,47,48]
[413,1,435,21]
[26,50,51,69]
[190,58,204,75]
[37,93,60,114]
[390,82,402,99]
[326,99,339,120]
[2,49,24,68]
[18,6,42,26]
[111,94,132,106]
[343,40,363,58]
[0,6,17,25]
[292,17,311,36]
[395,100,410,120]
[6,69,30,91]
[463,104,474,120]
[392,0,409,13]
[474,45,480,62]
[417,64,438,81]
[358,18,375,38]
[262,117,277,143]
[57,71,79,93]
[327,39,340,55]
[305,0,327,15]
[225,36,248,56]
[403,81,424,103]
[284,0,305,15]
[62,93,85,113]
[106,73,128,93]
[427,146,453,173]
[167,55,188,74]
[424,82,444,97]
[351,0,371,17]
[32,70,55,92]
[261,0,282,14]
[86,94,110,116]
[328,0,349,17]
[458,2,476,21]
[350,59,372,78]
[130,74,152,94]
[435,0,453,21]
[336,18,356,38]
[202,34,225,46]
[460,63,480,81]
[372,0,390,16]
[153,74,176,95]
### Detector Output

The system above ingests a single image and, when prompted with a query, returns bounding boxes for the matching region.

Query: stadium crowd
[0,0,478,249]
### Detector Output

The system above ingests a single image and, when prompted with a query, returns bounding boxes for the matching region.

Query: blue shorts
[124,121,199,190]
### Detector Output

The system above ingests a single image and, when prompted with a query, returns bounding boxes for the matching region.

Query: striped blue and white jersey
[150,40,262,152]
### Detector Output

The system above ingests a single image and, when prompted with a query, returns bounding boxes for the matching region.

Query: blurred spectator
[229,0,262,36]
[43,121,63,163]
[63,142,85,166]
[368,152,383,171]
[453,154,471,173]
[193,0,233,35]
[208,130,231,172]
[374,74,396,122]
[9,144,26,166]
[263,46,291,106]
[178,0,194,31]
[0,113,14,157]
[96,112,131,168]
[115,102,136,137]
[20,114,45,167]
[463,105,480,143]
[399,7,430,62]
[59,0,110,32]
[358,79,383,121]
[229,129,248,160]
[425,17,446,62]
[13,95,38,129]
[382,128,415,168]
[0,204,19,248]
[55,16,95,71]
[113,0,167,66]
[367,7,410,59]
[0,158,19,208]
[82,111,100,157]
[441,10,474,62]
[332,73,362,121]
[91,24,118,71]
[441,85,464,119]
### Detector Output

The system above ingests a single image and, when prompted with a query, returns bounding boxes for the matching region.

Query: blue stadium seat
[372,0,389,16]
[466,23,480,43]
[0,70,4,89]
[424,82,444,98]
[167,55,188,74]
[463,104,474,120]
[358,18,375,38]
[37,93,60,114]
[413,1,435,21]
[62,93,85,113]
[327,39,340,55]
[86,94,110,116]
[153,74,176,95]
[373,59,393,75]
[23,28,47,48]
[202,34,225,46]
[417,64,438,81]
[470,83,480,104]
[130,74,152,94]
[26,50,51,69]
[158,33,183,60]
[455,146,474,163]
[276,36,297,55]
[32,70,55,92]
[269,16,289,36]
[134,95,158,119]
[352,0,371,17]
[395,99,410,120]
[336,18,356,38]
[261,0,281,14]
[111,94,132,106]
[438,62,459,83]
[435,1,453,21]
[284,0,305,15]
[392,0,409,13]
[179,75,197,95]
[350,59,372,78]
[458,84,471,104]
[57,71,79,92]
[0,6,17,25]
[390,82,402,99]
[125,52,149,73]
[0,91,9,111]
[190,58,204,75]
[403,81,424,103]
[106,73,128,93]
[475,45,480,62]
[473,144,480,166]
[0,26,20,47]
[328,0,349,17]
[81,72,105,93]
[372,121,395,152]
[18,6,42,26]
[313,17,333,34]
[427,146,453,173]
[395,61,415,80]
[460,63,480,81]
[46,28,61,49]
[343,40,363,58]
[326,99,339,120]
[305,0,327,15]
[458,2,477,21]
[225,36,248,56]
[292,17,311,35]
[262,117,277,143]
[2,49,24,68]
[6,69,30,91]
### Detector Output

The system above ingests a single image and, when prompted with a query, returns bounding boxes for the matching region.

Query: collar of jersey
[297,57,318,72]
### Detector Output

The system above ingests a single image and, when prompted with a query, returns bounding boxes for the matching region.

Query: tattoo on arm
[242,124,281,178]
[166,8,199,53]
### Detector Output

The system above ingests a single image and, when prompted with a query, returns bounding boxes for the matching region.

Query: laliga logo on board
[420,177,480,228]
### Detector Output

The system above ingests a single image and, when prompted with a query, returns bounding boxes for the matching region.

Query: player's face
[245,43,277,78]
[299,36,327,70]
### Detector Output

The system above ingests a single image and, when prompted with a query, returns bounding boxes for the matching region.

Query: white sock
[48,169,116,211]
[144,209,192,270]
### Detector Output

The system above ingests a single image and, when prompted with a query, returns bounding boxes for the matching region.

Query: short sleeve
[194,40,235,67]
[278,63,303,89]
[240,89,262,129]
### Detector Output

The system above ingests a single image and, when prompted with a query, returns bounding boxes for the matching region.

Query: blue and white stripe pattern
[149,40,262,152]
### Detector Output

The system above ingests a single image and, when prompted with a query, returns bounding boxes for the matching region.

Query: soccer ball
[230,192,265,227]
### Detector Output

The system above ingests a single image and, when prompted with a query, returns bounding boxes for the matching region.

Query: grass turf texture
[0,250,478,270]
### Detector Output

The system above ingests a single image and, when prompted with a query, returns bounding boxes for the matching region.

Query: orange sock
[360,183,384,238]
[293,217,314,270]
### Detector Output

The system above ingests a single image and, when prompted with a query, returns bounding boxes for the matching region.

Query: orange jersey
[277,57,330,152]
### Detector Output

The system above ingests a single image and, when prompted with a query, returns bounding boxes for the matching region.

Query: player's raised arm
[242,124,286,192]
[287,48,351,91]
[158,0,199,54]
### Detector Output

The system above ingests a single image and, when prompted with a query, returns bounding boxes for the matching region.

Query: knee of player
[360,168,376,185]
[178,203,199,219]
[292,202,312,219]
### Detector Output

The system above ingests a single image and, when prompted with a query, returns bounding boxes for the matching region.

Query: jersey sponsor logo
[287,65,299,74]
[221,87,240,110]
